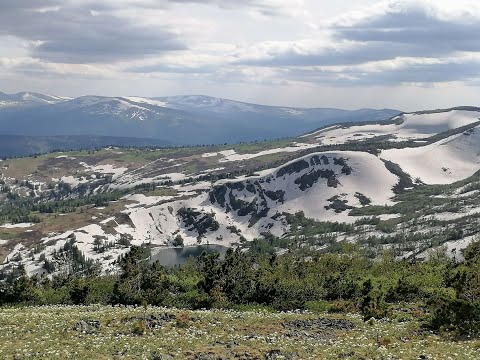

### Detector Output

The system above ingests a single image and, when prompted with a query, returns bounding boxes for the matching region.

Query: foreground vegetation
[0,236,479,359]
[2,239,480,330]
[1,305,479,360]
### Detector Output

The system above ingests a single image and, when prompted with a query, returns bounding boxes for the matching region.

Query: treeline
[0,175,128,224]
[1,241,479,337]
[0,189,126,224]
[0,136,291,161]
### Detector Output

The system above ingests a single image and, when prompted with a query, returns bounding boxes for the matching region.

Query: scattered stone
[151,354,175,360]
[338,351,356,358]
[264,349,281,359]
[213,340,239,349]
[73,320,101,333]
[193,352,223,360]
[282,318,355,342]
[264,349,299,360]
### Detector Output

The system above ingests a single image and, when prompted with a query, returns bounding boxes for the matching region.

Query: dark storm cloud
[0,1,186,63]
[239,2,480,67]
[286,60,480,86]
[360,62,480,84]
[238,42,433,67]
[334,5,480,53]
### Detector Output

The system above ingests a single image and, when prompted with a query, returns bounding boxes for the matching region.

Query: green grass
[0,157,43,179]
[0,306,478,359]
[141,187,179,197]
[233,139,293,154]
[0,229,22,240]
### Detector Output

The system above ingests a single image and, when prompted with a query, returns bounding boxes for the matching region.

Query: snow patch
[218,143,316,163]
[381,127,480,184]
[1,223,34,229]
[124,97,167,107]
[310,110,480,145]
[202,152,219,158]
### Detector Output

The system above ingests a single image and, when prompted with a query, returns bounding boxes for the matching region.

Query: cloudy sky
[1,0,479,110]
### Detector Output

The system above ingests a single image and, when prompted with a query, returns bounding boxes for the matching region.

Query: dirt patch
[115,212,135,227]
[101,221,118,235]
[0,246,9,264]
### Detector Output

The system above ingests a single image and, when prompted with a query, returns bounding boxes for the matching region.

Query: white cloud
[1,0,479,110]
[135,0,308,18]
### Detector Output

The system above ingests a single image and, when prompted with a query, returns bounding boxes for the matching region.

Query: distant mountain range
[0,91,400,156]
[0,91,70,107]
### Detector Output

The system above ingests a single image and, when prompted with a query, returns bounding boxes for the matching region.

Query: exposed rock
[73,320,101,333]
[295,169,338,191]
[354,192,371,206]
[246,183,256,193]
[264,190,285,202]
[152,354,175,360]
[177,207,219,238]
[276,159,310,178]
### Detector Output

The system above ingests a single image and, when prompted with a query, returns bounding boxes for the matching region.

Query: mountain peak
[0,91,68,108]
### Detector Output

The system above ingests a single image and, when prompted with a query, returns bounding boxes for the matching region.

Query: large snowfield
[309,109,480,145]
[381,125,480,184]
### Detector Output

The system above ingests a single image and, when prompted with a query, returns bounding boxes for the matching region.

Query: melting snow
[55,155,77,160]
[124,97,167,107]
[381,127,480,184]
[81,163,128,179]
[310,110,480,145]
[202,152,219,158]
[1,223,34,229]
[60,176,90,187]
[218,143,316,163]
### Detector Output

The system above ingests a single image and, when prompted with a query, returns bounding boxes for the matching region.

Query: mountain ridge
[0,91,401,152]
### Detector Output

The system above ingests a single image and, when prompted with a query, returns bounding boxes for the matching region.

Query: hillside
[0,106,479,276]
[301,107,480,145]
[381,126,480,184]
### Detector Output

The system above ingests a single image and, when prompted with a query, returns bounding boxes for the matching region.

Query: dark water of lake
[150,245,229,267]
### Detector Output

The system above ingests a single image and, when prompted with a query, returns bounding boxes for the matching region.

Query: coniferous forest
[2,240,479,338]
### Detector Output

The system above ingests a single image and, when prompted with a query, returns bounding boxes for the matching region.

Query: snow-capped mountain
[0,94,205,145]
[157,95,261,113]
[0,91,68,108]
[157,94,399,123]
[56,96,169,121]
[0,92,400,155]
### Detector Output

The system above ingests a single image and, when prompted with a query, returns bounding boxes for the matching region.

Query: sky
[1,0,480,111]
